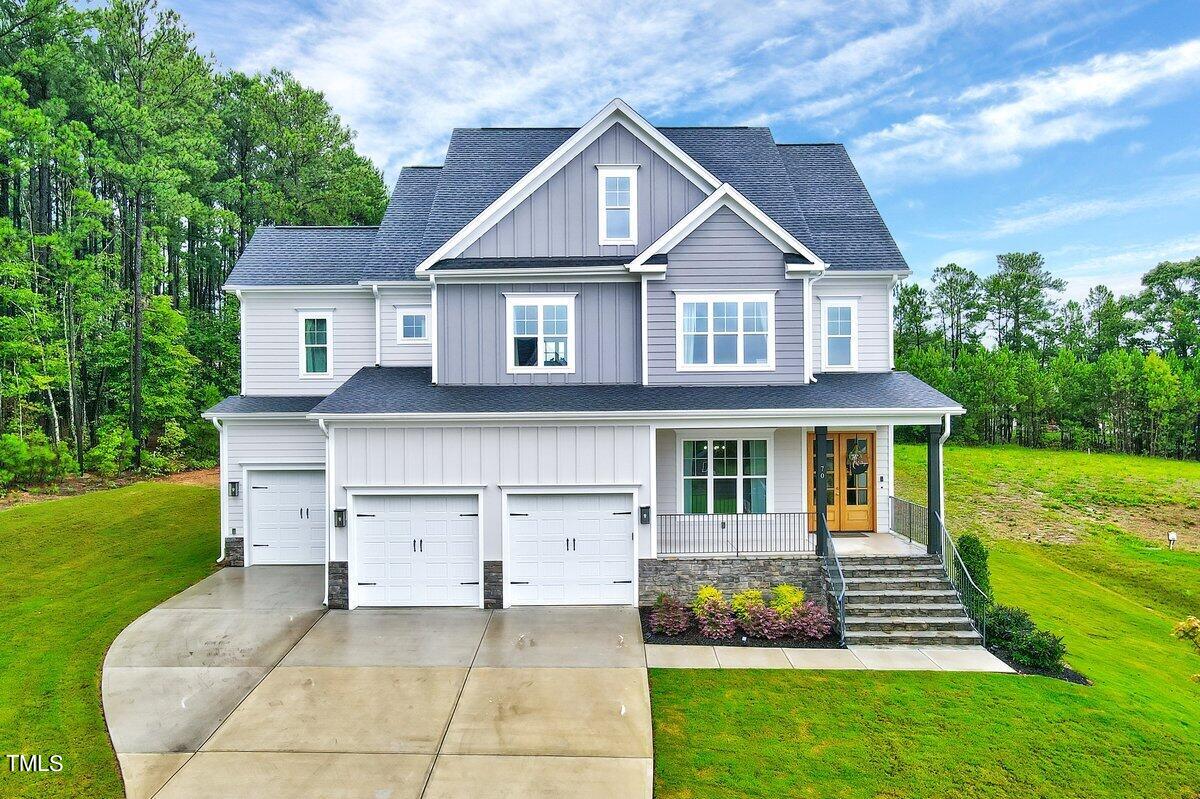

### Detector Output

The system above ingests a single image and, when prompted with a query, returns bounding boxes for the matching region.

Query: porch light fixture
[639,506,651,525]
[227,481,240,497]
[334,508,347,528]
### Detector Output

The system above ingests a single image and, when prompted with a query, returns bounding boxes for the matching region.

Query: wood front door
[808,431,876,532]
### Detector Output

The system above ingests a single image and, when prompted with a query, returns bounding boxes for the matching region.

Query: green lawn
[652,445,1200,799]
[0,483,218,799]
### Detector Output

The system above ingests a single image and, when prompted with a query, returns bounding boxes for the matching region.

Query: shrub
[692,585,725,616]
[738,604,788,639]
[695,597,736,640]
[152,420,188,472]
[1010,628,1066,671]
[786,600,835,640]
[0,433,29,486]
[956,533,992,598]
[731,589,765,620]
[1173,616,1200,654]
[986,604,1035,648]
[771,584,806,618]
[84,426,135,477]
[650,594,692,636]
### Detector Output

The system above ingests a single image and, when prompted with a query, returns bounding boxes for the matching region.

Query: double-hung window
[682,438,769,514]
[396,307,429,343]
[298,313,332,377]
[505,294,576,373]
[821,298,858,370]
[676,293,774,370]
[597,165,637,245]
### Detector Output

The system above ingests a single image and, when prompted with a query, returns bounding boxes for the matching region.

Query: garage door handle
[357,513,375,518]
[612,580,632,584]
[509,581,530,585]
[357,582,377,586]
[252,544,269,547]
[508,512,529,517]
[460,581,479,585]
[251,486,268,490]
[459,513,478,517]
[612,511,632,515]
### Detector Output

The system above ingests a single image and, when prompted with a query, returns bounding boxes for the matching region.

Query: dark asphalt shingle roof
[204,395,326,415]
[362,166,443,282]
[311,368,960,416]
[225,227,378,286]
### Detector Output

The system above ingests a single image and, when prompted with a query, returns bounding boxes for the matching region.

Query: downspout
[887,275,898,370]
[318,416,331,606]
[211,417,227,563]
[234,289,245,391]
[371,284,381,366]
[804,276,815,383]
[430,275,439,384]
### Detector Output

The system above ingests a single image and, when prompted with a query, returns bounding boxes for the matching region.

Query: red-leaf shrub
[786,600,834,640]
[738,604,788,640]
[695,597,737,640]
[650,594,693,635]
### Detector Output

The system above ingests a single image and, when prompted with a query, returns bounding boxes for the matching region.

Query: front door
[808,431,876,532]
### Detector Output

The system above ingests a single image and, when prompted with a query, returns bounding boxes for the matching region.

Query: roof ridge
[267,225,379,229]
[401,165,443,170]
[777,142,845,147]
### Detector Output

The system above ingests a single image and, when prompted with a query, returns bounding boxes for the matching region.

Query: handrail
[934,510,988,646]
[817,512,847,646]
[655,512,814,556]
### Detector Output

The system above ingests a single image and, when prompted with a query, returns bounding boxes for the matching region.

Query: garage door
[352,494,480,607]
[247,470,326,565]
[507,493,635,606]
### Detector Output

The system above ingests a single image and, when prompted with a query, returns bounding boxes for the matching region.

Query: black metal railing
[816,512,847,646]
[936,511,989,646]
[890,495,930,548]
[656,512,814,556]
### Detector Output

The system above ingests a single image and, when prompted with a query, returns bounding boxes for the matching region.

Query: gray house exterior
[204,99,963,616]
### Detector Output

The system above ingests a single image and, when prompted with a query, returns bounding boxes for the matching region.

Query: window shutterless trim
[674,291,776,372]
[503,293,578,375]
[395,306,430,344]
[820,296,859,372]
[678,435,773,515]
[297,312,333,378]
[597,165,638,246]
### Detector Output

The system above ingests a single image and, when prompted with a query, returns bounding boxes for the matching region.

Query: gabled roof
[225,226,378,287]
[361,166,442,283]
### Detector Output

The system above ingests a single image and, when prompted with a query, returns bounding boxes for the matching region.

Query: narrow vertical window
[300,315,331,376]
[822,299,857,370]
[597,165,638,245]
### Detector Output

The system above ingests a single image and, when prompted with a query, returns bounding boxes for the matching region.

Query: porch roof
[310,367,962,418]
[203,395,326,417]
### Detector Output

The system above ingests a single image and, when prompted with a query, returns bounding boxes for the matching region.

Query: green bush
[1010,628,1067,671]
[84,426,135,477]
[0,433,28,486]
[730,589,765,620]
[692,585,725,617]
[771,584,806,618]
[150,420,188,473]
[0,432,74,486]
[956,533,992,598]
[986,604,1035,648]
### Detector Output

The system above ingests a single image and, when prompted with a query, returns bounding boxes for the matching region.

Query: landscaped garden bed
[640,585,842,649]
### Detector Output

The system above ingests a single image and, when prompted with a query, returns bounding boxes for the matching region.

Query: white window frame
[297,311,333,378]
[503,293,577,375]
[597,165,638,245]
[821,297,859,372]
[395,306,430,344]
[678,436,772,515]
[674,292,776,372]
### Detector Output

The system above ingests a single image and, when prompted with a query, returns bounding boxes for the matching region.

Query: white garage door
[352,494,480,607]
[247,470,326,565]
[507,493,635,606]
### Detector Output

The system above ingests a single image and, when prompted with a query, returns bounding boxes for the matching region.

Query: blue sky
[169,0,1200,299]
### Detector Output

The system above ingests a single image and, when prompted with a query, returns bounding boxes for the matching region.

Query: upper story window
[822,298,858,371]
[298,312,332,377]
[597,165,638,245]
[675,293,775,371]
[504,293,576,374]
[682,438,769,514]
[396,307,429,343]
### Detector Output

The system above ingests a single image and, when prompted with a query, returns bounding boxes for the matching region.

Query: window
[505,294,576,373]
[597,165,638,245]
[822,298,858,370]
[298,313,331,376]
[396,307,429,343]
[676,293,774,370]
[682,438,769,514]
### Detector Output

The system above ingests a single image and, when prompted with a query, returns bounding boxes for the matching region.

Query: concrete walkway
[102,568,652,799]
[646,642,1013,671]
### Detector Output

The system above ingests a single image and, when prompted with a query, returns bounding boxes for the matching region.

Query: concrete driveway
[102,567,653,798]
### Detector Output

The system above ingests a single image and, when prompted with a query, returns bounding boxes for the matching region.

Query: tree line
[896,253,1200,460]
[0,0,387,483]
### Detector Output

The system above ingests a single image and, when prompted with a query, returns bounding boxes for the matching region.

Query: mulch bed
[988,646,1091,685]
[639,607,843,649]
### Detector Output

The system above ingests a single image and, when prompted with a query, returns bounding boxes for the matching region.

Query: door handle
[252,544,269,547]
[572,538,576,550]
[419,539,423,552]
[412,539,416,552]
[612,580,632,584]
[357,582,377,586]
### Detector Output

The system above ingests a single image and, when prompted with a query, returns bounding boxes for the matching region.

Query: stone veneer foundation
[483,561,503,609]
[327,561,349,609]
[223,536,244,567]
[638,555,825,606]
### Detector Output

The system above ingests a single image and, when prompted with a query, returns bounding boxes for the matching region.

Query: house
[203,99,971,641]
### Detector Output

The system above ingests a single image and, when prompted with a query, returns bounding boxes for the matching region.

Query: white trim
[597,164,638,245]
[319,418,331,606]
[241,464,326,567]
[819,296,859,372]
[430,276,439,383]
[674,292,776,372]
[649,423,658,559]
[413,99,722,275]
[628,183,827,272]
[640,275,649,386]
[297,312,333,379]
[212,418,227,563]
[311,407,966,426]
[235,289,245,392]
[677,434,774,515]
[504,293,578,375]
[803,277,814,383]
[395,307,431,344]
[371,285,381,366]
[202,412,317,421]
[887,276,898,370]
[226,285,373,294]
[433,268,637,282]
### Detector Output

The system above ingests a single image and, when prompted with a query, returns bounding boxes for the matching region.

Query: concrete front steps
[839,556,982,646]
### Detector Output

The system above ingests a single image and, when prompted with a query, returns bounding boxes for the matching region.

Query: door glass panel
[810,438,836,509]
[713,478,737,513]
[845,436,871,506]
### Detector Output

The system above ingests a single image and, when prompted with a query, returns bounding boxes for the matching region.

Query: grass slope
[0,483,218,799]
[652,445,1200,799]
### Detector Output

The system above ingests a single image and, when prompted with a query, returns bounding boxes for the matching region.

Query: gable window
[682,438,769,514]
[505,293,576,373]
[822,298,858,370]
[597,165,638,245]
[396,307,429,343]
[676,293,774,371]
[298,313,332,377]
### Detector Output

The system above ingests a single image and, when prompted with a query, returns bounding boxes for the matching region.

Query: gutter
[304,406,966,424]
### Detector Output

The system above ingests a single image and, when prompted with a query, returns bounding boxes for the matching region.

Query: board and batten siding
[646,207,806,385]
[811,276,892,373]
[224,420,327,536]
[459,122,707,259]
[240,289,375,395]
[437,281,640,384]
[379,285,432,367]
[331,423,655,560]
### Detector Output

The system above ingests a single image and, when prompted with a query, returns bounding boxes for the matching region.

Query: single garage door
[247,469,326,565]
[352,494,480,607]
[507,493,635,606]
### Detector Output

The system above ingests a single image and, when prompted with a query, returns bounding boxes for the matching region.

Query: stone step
[839,556,940,566]
[853,603,967,618]
[846,589,960,605]
[839,564,946,578]
[845,629,982,646]
[845,616,975,632]
[843,576,952,590]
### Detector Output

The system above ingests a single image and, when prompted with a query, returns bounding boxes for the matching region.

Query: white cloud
[1051,235,1200,299]
[853,38,1200,181]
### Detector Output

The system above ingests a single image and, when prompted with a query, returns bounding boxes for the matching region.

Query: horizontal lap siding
[225,420,327,535]
[654,427,803,515]
[460,123,706,258]
[379,286,433,367]
[241,290,375,395]
[437,282,640,384]
[812,277,891,372]
[647,208,806,384]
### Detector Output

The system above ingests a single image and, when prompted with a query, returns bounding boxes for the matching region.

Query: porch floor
[833,530,927,557]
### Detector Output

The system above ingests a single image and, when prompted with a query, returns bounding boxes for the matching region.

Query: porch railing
[890,496,930,548]
[655,512,814,556]
[936,510,989,646]
[816,512,847,646]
